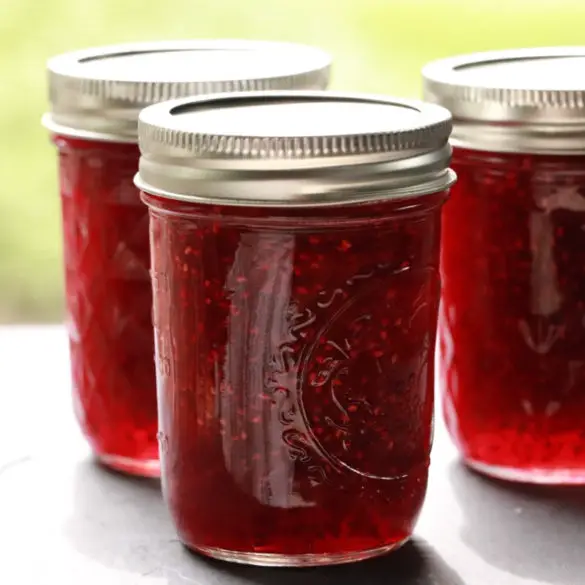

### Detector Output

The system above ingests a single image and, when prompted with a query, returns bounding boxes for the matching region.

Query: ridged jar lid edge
[45,40,332,141]
[135,90,456,206]
[422,47,585,154]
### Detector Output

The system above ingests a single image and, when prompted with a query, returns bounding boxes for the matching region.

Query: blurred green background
[2,0,585,322]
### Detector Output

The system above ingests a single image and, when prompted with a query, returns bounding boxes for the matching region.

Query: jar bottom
[466,457,585,485]
[97,453,160,478]
[187,539,409,567]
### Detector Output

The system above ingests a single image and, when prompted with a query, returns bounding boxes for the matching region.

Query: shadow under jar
[424,48,585,484]
[136,91,456,565]
[42,41,331,477]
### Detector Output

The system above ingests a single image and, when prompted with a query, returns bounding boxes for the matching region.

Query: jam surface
[56,136,158,475]
[145,192,446,560]
[440,148,585,482]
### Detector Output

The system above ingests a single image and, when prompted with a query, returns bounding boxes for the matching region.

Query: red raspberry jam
[424,48,585,483]
[441,148,585,482]
[55,135,158,475]
[43,41,331,476]
[146,195,445,564]
[136,92,455,565]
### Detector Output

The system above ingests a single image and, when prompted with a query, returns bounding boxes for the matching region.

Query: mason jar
[424,47,585,484]
[42,41,331,477]
[136,91,455,565]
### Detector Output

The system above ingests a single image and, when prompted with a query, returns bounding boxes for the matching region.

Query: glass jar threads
[136,91,455,565]
[424,47,585,484]
[43,41,331,477]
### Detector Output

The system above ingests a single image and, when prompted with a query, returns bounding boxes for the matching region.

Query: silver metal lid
[422,47,585,154]
[43,40,332,143]
[135,91,455,207]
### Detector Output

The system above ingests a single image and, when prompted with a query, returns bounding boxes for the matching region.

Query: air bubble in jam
[440,148,585,483]
[144,191,447,561]
[55,136,158,476]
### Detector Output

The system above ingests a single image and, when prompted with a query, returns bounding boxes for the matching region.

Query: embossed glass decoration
[424,48,585,484]
[137,92,455,565]
[43,42,331,476]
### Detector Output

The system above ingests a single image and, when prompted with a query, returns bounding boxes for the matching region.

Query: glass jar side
[143,191,447,565]
[440,147,585,483]
[55,135,158,476]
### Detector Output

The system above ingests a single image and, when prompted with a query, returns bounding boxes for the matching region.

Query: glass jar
[42,41,332,477]
[423,48,585,484]
[136,91,455,565]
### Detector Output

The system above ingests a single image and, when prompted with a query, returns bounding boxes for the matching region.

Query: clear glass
[440,147,585,484]
[143,191,447,566]
[54,136,158,477]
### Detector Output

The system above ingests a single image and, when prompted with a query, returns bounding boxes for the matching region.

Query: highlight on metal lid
[43,40,332,142]
[422,47,585,154]
[135,91,456,207]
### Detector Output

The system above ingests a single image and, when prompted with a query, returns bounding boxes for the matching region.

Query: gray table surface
[1,326,583,585]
